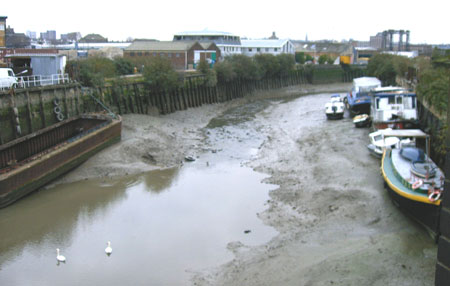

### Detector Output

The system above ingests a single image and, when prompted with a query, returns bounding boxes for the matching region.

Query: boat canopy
[400,147,425,163]
[372,86,407,93]
[353,77,382,92]
[380,129,428,138]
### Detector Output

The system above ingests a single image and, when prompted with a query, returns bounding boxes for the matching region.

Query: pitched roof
[294,42,353,55]
[125,41,200,51]
[198,42,217,49]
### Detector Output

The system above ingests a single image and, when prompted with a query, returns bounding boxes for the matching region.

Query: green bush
[417,67,449,115]
[213,61,236,83]
[114,57,134,75]
[142,57,180,91]
[367,54,397,86]
[65,57,116,87]
[295,52,305,64]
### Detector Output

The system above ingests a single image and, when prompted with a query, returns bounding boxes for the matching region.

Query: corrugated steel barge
[0,113,122,208]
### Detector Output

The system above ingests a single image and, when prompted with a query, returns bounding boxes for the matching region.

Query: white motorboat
[367,128,414,158]
[325,94,345,120]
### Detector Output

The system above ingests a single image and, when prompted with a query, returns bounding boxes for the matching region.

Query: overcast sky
[3,0,449,44]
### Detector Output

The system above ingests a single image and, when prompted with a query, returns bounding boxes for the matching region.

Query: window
[388,97,395,104]
[265,48,269,52]
[376,98,380,109]
[130,52,135,56]
[145,52,149,56]
[257,48,260,52]
[160,53,164,57]
[137,52,142,56]
[176,53,180,58]
[249,48,253,52]
[153,52,156,56]
[274,48,278,52]
[396,97,402,104]
[168,53,172,57]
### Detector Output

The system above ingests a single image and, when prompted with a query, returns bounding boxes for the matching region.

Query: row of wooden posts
[83,69,364,116]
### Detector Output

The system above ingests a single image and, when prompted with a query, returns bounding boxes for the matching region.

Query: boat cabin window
[388,97,395,104]
[374,134,383,142]
[396,97,402,104]
[412,97,416,108]
[376,98,380,109]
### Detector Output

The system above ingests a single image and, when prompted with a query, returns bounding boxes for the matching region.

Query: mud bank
[55,83,350,185]
[55,82,436,286]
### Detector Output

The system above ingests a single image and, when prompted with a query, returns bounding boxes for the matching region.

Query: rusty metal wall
[0,117,107,171]
[0,119,120,196]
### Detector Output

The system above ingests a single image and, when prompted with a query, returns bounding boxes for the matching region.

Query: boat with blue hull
[344,77,381,116]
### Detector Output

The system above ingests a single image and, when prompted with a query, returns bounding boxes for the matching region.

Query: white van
[0,68,18,89]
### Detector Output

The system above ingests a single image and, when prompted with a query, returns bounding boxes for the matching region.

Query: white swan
[56,248,66,262]
[105,241,112,256]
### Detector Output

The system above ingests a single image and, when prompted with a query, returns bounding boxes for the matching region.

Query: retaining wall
[0,68,364,145]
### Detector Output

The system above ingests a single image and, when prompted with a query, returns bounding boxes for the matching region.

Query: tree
[254,54,280,78]
[295,52,306,64]
[277,54,295,76]
[326,56,336,65]
[142,57,180,91]
[197,59,217,87]
[305,54,314,63]
[367,54,397,86]
[416,67,449,115]
[226,54,259,80]
[196,59,210,74]
[214,61,236,83]
[65,57,116,87]
[114,57,134,75]
[318,54,328,65]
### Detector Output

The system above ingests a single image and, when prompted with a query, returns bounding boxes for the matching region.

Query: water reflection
[0,158,276,286]
[0,98,279,285]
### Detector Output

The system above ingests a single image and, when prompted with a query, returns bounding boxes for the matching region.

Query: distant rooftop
[241,39,290,48]
[125,41,200,51]
[173,30,240,45]
[174,29,238,37]
[295,42,353,54]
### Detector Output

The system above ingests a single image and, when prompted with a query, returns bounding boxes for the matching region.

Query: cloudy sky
[3,0,449,44]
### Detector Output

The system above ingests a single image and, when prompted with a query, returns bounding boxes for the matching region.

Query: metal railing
[17,74,70,88]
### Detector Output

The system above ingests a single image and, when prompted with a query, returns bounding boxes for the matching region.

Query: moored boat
[325,94,345,120]
[367,129,399,158]
[344,77,381,116]
[380,129,444,239]
[370,86,418,130]
[353,114,371,128]
[0,113,122,208]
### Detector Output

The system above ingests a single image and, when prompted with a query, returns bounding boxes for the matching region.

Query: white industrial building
[241,39,295,56]
[173,30,242,59]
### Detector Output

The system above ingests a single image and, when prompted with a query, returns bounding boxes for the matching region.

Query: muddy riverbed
[0,83,437,285]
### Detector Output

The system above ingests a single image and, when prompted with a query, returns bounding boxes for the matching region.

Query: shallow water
[0,103,278,285]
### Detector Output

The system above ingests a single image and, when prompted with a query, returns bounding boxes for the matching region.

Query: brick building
[124,41,220,70]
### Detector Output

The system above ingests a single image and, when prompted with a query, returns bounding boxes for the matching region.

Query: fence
[17,74,70,88]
